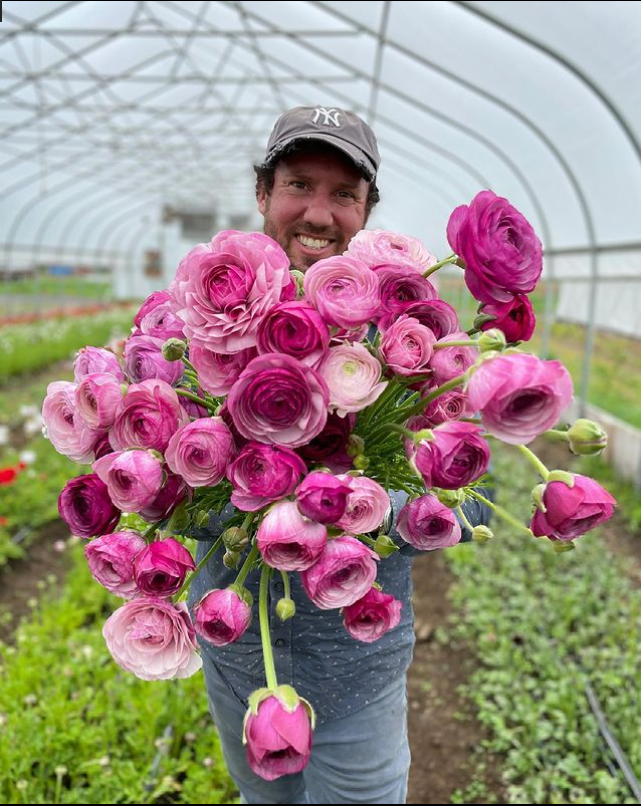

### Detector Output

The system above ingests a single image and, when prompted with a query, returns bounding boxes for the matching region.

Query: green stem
[173,536,224,601]
[235,539,259,589]
[456,505,474,533]
[175,387,216,412]
[433,340,478,349]
[515,444,550,481]
[181,356,198,376]
[542,429,571,444]
[280,570,291,601]
[400,373,469,420]
[467,489,534,537]
[386,423,418,440]
[423,254,458,279]
[142,519,164,541]
[259,564,278,689]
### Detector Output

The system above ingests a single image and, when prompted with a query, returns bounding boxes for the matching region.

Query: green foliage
[1,275,111,298]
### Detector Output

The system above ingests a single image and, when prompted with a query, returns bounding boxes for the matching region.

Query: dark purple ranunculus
[479,294,536,343]
[133,537,195,598]
[295,471,352,524]
[414,422,490,490]
[296,411,355,473]
[227,442,306,511]
[257,301,330,369]
[58,473,120,538]
[138,470,188,522]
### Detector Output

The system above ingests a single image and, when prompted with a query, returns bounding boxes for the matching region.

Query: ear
[257,183,268,216]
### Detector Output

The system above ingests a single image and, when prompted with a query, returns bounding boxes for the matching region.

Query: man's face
[257,148,370,271]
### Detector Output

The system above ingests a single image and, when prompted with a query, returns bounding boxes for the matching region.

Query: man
[189,105,489,804]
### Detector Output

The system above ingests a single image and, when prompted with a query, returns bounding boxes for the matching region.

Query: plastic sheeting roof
[2,0,641,265]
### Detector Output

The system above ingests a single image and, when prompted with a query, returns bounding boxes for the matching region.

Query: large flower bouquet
[44,190,615,781]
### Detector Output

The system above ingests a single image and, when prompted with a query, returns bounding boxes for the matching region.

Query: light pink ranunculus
[257,301,330,369]
[84,531,146,598]
[295,471,352,524]
[397,495,462,550]
[335,475,390,534]
[429,331,477,385]
[42,380,99,463]
[478,294,536,343]
[531,474,616,542]
[244,690,313,781]
[133,537,195,597]
[93,449,164,512]
[193,588,252,646]
[466,353,573,445]
[102,598,202,680]
[74,346,125,383]
[189,341,257,397]
[109,379,189,453]
[447,190,543,304]
[170,230,291,353]
[227,354,329,449]
[165,417,235,487]
[319,342,387,417]
[303,255,380,329]
[124,334,184,385]
[256,501,327,571]
[300,535,379,609]
[372,264,437,326]
[342,588,402,643]
[413,422,490,490]
[379,315,436,377]
[75,372,124,430]
[228,442,306,512]
[347,229,437,274]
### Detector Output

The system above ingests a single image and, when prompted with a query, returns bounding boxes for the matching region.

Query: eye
[288,180,307,190]
[336,190,356,200]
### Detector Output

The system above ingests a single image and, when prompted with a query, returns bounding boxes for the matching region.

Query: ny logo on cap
[311,107,341,127]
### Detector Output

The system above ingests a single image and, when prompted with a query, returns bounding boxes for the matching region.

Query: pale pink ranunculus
[447,190,543,304]
[42,380,99,463]
[478,295,536,343]
[295,471,352,524]
[466,353,573,445]
[397,494,462,550]
[256,301,330,369]
[227,354,329,449]
[429,331,478,385]
[319,342,387,417]
[413,422,490,490]
[103,598,202,680]
[84,531,146,598]
[335,475,390,534]
[379,315,436,377]
[75,372,124,430]
[256,501,327,571]
[372,264,437,326]
[124,334,184,385]
[109,379,189,452]
[303,255,380,329]
[134,291,185,341]
[93,449,164,512]
[133,537,195,598]
[193,588,252,646]
[58,474,120,538]
[170,230,291,353]
[227,442,306,512]
[531,474,616,542]
[342,588,402,643]
[244,690,313,781]
[189,341,257,397]
[300,535,379,609]
[165,417,234,488]
[74,346,125,383]
[347,229,437,273]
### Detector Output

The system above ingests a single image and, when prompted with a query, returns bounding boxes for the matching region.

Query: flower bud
[372,534,399,558]
[477,328,506,353]
[347,435,365,457]
[276,597,296,621]
[353,454,370,471]
[435,488,466,508]
[472,312,498,331]
[552,540,575,553]
[223,550,241,569]
[289,269,305,298]
[412,428,434,444]
[472,525,494,544]
[161,338,187,362]
[567,419,607,456]
[222,526,249,552]
[195,510,211,528]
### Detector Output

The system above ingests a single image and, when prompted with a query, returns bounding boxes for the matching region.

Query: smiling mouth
[296,235,333,250]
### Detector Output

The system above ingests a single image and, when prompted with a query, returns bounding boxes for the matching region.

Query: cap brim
[264,133,377,181]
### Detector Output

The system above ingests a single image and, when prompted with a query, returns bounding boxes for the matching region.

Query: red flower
[0,467,18,485]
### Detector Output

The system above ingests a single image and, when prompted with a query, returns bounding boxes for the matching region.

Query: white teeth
[298,235,330,249]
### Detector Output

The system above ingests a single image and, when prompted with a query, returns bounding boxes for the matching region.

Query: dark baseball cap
[261,105,380,181]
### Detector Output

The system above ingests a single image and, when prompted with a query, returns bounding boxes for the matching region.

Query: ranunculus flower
[303,255,380,329]
[319,342,387,417]
[170,230,291,352]
[397,494,462,550]
[466,353,574,445]
[165,417,235,487]
[178,388,209,420]
[412,386,472,428]
[531,474,616,542]
[138,470,187,521]
[103,598,202,680]
[244,688,313,781]
[335,475,390,534]
[295,471,352,524]
[228,442,306,511]
[133,537,195,597]
[372,264,437,326]
[347,229,437,273]
[379,315,436,377]
[429,331,477,385]
[58,473,120,538]
[297,411,355,473]
[479,294,535,343]
[42,381,99,463]
[193,588,252,646]
[75,372,124,430]
[109,379,189,453]
[342,588,402,642]
[92,431,114,460]
[447,190,543,304]
[257,301,330,369]
[134,291,185,341]
[413,422,490,490]
[134,290,171,328]
[84,531,146,598]
[124,335,184,385]
[228,354,328,449]
[256,501,327,571]
[300,535,379,609]
[391,299,460,340]
[74,346,125,383]
[93,450,164,512]
[189,341,257,397]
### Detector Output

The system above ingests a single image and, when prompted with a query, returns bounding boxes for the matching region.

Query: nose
[302,193,333,229]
